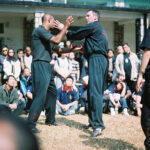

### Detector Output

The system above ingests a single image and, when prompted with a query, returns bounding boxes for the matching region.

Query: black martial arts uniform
[67,21,108,130]
[140,26,150,150]
[28,25,57,129]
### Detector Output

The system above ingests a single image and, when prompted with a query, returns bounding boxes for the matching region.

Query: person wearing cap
[136,26,150,150]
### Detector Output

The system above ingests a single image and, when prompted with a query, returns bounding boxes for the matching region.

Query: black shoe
[91,128,102,137]
[45,121,64,126]
[83,124,92,129]
[31,127,41,133]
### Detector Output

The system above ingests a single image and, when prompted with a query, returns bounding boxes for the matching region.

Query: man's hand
[63,104,70,112]
[54,16,73,31]
[9,104,17,110]
[136,75,145,92]
[64,16,73,29]
[71,45,83,53]
[61,105,66,111]
[108,72,113,78]
[54,20,64,31]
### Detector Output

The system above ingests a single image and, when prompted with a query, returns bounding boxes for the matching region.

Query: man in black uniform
[136,26,150,149]
[28,14,73,133]
[56,9,108,137]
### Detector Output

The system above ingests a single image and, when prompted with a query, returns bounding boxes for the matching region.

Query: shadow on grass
[80,135,143,150]
[55,117,143,150]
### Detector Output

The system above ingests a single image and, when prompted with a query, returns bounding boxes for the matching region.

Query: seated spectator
[17,49,25,75]
[107,49,115,87]
[0,75,19,114]
[3,49,21,82]
[0,46,8,85]
[56,76,79,115]
[108,82,129,116]
[23,46,33,72]
[20,67,32,112]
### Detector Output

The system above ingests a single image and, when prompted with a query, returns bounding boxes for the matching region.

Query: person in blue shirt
[20,67,32,112]
[56,76,79,115]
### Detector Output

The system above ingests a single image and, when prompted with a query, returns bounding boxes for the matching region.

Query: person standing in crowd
[115,43,139,92]
[27,14,73,133]
[24,46,33,72]
[69,52,80,84]
[56,9,108,137]
[54,53,72,89]
[0,46,8,85]
[17,48,25,77]
[136,26,150,150]
[107,49,115,87]
[3,49,21,82]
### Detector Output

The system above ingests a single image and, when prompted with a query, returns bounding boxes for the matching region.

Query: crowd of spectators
[0,41,144,117]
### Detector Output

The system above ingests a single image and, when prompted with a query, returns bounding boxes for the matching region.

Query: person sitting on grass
[0,75,19,114]
[56,76,79,115]
[20,67,32,113]
[108,82,129,116]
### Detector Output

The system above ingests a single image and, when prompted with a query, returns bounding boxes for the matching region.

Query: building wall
[0,14,136,54]
[0,15,24,51]
[101,21,114,50]
[124,22,136,53]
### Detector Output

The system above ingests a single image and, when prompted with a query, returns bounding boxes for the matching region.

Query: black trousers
[88,54,107,130]
[28,61,57,128]
[125,77,136,93]
[141,71,150,150]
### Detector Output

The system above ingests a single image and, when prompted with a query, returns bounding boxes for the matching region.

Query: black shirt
[67,21,108,58]
[32,25,53,62]
[140,26,150,71]
[124,53,131,79]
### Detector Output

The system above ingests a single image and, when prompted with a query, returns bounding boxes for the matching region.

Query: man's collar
[62,86,73,92]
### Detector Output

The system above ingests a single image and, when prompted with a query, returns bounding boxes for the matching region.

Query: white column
[34,12,44,28]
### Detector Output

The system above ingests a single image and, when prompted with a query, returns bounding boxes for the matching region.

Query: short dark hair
[17,48,23,53]
[6,75,16,82]
[87,9,100,21]
[108,49,114,54]
[122,43,130,47]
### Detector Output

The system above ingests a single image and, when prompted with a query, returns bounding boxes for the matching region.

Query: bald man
[28,14,73,133]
